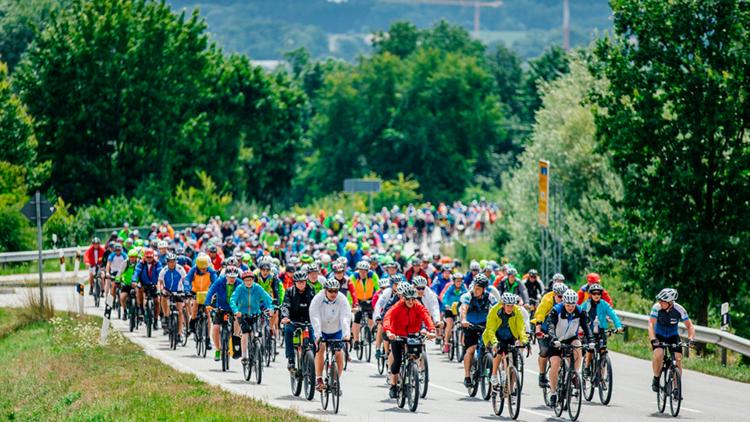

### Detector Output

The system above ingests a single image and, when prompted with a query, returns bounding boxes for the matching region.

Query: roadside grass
[0,309,313,421]
[0,259,64,276]
[441,236,499,266]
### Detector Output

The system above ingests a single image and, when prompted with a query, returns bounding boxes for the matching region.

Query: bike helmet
[412,275,428,288]
[452,272,464,280]
[390,273,405,285]
[92,237,101,244]
[259,262,271,271]
[165,252,176,261]
[469,260,481,271]
[552,273,565,282]
[240,270,255,280]
[157,240,168,249]
[127,248,139,258]
[588,283,604,294]
[144,249,155,258]
[307,263,319,273]
[473,274,489,288]
[656,288,678,302]
[552,282,567,295]
[323,278,340,290]
[501,292,517,305]
[320,253,331,264]
[528,269,538,276]
[293,270,307,282]
[586,273,601,284]
[356,261,369,271]
[332,261,346,272]
[195,254,210,270]
[208,245,218,253]
[562,289,578,304]
[400,283,417,299]
[507,267,518,276]
[225,266,241,278]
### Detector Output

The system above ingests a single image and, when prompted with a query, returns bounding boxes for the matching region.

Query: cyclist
[430,264,454,296]
[105,243,128,300]
[463,260,481,288]
[281,270,317,370]
[524,269,544,310]
[373,273,405,360]
[116,248,139,319]
[413,275,440,327]
[648,288,696,392]
[207,244,223,271]
[84,237,105,296]
[309,278,352,393]
[230,270,274,367]
[577,273,613,305]
[255,260,283,338]
[132,249,162,323]
[581,283,623,376]
[404,257,428,282]
[497,267,529,305]
[532,281,567,388]
[204,266,241,361]
[459,273,497,388]
[483,292,529,389]
[328,261,359,307]
[545,289,594,408]
[305,263,326,293]
[156,240,169,266]
[350,260,379,352]
[546,272,565,293]
[439,271,467,353]
[186,254,217,334]
[158,253,188,338]
[383,283,436,399]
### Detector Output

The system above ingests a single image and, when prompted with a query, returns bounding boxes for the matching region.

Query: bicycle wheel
[128,302,136,332]
[657,369,667,413]
[448,336,456,361]
[94,282,101,308]
[169,315,177,350]
[221,328,229,372]
[668,367,682,417]
[599,353,613,405]
[331,361,340,414]
[515,349,525,390]
[343,343,349,371]
[407,361,420,412]
[303,350,316,401]
[542,361,551,407]
[419,351,429,398]
[508,366,521,420]
[145,305,153,338]
[264,335,272,367]
[364,326,372,362]
[377,347,385,375]
[356,338,363,360]
[480,353,493,400]
[244,353,252,381]
[180,309,189,347]
[397,366,408,408]
[320,362,330,410]
[554,363,565,417]
[291,350,303,396]
[582,355,595,401]
[491,385,504,415]
[254,340,263,384]
[272,336,277,362]
[567,369,582,421]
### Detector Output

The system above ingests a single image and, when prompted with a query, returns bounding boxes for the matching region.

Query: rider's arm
[648,304,658,340]
[204,281,218,307]
[604,302,623,329]
[131,261,142,284]
[459,303,469,324]
[419,303,435,332]
[308,294,323,341]
[482,304,500,347]
[281,288,292,319]
[340,294,353,339]
[684,319,696,340]
[157,267,168,290]
[517,282,529,305]
[514,309,529,344]
[533,293,552,324]
[545,308,559,338]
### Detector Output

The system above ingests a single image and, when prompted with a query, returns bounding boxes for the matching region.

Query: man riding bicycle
[230,270,274,367]
[482,292,529,389]
[84,237,105,296]
[158,253,188,338]
[309,278,352,393]
[132,249,162,325]
[105,243,128,301]
[581,283,623,376]
[532,281,567,388]
[204,266,242,361]
[281,270,317,371]
[383,283,435,399]
[439,272,467,353]
[524,269,544,310]
[545,289,594,408]
[186,254,217,334]
[459,274,497,388]
[255,260,283,338]
[350,260,379,352]
[648,288,695,392]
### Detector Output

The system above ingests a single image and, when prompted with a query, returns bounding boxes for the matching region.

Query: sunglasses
[416,287,425,291]
[294,279,307,283]
[326,289,339,294]
[591,292,602,296]
[404,297,416,302]
[335,270,344,274]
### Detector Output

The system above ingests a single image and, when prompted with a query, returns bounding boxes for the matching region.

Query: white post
[59,249,66,280]
[73,247,81,279]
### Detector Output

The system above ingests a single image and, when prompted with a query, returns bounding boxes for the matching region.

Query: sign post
[343,178,382,212]
[21,191,55,303]
[721,302,730,365]
[538,160,550,227]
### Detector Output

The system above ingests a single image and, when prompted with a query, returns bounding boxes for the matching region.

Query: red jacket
[405,267,429,283]
[577,285,613,306]
[84,245,105,266]
[383,300,435,337]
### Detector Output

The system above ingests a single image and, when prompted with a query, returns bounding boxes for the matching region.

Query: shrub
[167,171,232,223]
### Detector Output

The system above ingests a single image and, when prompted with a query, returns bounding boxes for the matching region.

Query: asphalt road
[2,286,749,422]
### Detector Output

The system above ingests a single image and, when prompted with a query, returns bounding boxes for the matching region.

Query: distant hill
[168,0,612,60]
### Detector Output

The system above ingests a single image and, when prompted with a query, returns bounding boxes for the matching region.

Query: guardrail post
[74,248,81,279]
[623,326,629,342]
[59,249,66,280]
[721,347,727,366]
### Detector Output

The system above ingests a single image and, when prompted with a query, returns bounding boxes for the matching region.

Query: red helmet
[144,249,155,258]
[586,273,601,284]
[240,270,255,280]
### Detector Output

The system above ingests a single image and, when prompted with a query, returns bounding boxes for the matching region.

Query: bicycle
[106,273,121,319]
[142,285,159,338]
[166,291,185,350]
[552,342,584,421]
[92,265,102,308]
[512,340,529,390]
[582,328,619,405]
[655,341,690,417]
[288,322,316,400]
[126,284,139,332]
[392,335,424,412]
[258,311,274,367]
[419,341,429,398]
[491,343,523,420]
[355,309,374,362]
[464,324,492,400]
[375,320,387,375]
[319,338,343,414]
[242,315,263,384]
[194,303,210,358]
[449,319,464,362]
[217,310,234,372]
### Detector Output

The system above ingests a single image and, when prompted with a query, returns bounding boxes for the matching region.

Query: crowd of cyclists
[81,201,697,419]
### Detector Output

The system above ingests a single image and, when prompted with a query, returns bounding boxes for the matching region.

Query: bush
[73,195,159,239]
[0,206,33,252]
[167,171,232,223]
[292,192,367,218]
[43,197,87,247]
[372,173,422,210]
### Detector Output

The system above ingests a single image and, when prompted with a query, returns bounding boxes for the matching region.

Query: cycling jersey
[351,271,380,301]
[117,261,136,286]
[459,291,497,325]
[581,298,622,332]
[132,260,161,286]
[185,267,217,303]
[255,270,283,304]
[545,303,592,342]
[158,265,187,292]
[107,252,128,275]
[204,275,237,311]
[482,303,528,347]
[230,282,273,316]
[650,302,689,337]
[383,300,435,337]
[309,290,352,340]
[524,278,544,305]
[440,284,467,311]
[417,288,440,324]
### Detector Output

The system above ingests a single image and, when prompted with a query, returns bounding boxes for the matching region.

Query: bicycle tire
[180,308,189,347]
[583,355,596,401]
[94,282,101,308]
[145,305,153,338]
[491,385,504,415]
[169,314,178,350]
[657,368,667,413]
[567,368,582,421]
[419,349,429,398]
[469,359,480,397]
[448,336,456,361]
[343,344,349,371]
[272,336,277,362]
[397,365,408,408]
[264,335,272,368]
[364,326,372,362]
[331,361,340,414]
[599,353,613,405]
[669,367,682,417]
[128,302,136,332]
[196,318,204,357]
[291,349,303,396]
[304,350,316,401]
[554,361,565,417]
[515,348,525,390]
[377,347,385,375]
[480,352,492,400]
[407,361,420,412]
[255,340,263,384]
[221,326,229,372]
[356,338,363,360]
[542,361,551,407]
[244,353,252,381]
[508,366,521,420]
[320,361,330,410]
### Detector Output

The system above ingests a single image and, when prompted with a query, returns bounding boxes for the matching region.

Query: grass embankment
[0,259,64,276]
[0,308,312,421]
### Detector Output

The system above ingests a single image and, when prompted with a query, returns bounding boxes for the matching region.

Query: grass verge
[0,309,312,421]
[0,259,63,276]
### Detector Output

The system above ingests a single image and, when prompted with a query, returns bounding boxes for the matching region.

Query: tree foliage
[592,0,750,330]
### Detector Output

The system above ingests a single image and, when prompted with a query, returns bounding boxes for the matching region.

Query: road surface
[1,286,748,421]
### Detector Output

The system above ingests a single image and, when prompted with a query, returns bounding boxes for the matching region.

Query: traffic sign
[721,302,730,331]
[343,178,381,193]
[538,160,550,227]
[21,194,55,224]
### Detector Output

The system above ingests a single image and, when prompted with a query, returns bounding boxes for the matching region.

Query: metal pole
[562,0,570,50]
[474,1,480,36]
[35,191,44,302]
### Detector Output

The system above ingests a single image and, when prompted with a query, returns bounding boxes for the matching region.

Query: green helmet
[326,243,336,251]
[134,239,144,247]
[242,253,251,263]
[127,248,139,258]
[300,254,314,264]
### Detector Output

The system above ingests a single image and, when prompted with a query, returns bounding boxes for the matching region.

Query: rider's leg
[463,345,476,378]
[652,348,664,377]
[315,343,326,377]
[335,349,344,377]
[549,356,561,393]
[176,301,184,334]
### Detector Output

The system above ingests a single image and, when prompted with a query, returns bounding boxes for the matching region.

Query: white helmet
[356,261,369,271]
[656,288,678,303]
[399,283,417,299]
[157,240,168,249]
[323,278,340,290]
[412,275,428,288]
[562,289,578,304]
[320,253,331,264]
[501,292,517,305]
[552,273,565,282]
[552,282,568,295]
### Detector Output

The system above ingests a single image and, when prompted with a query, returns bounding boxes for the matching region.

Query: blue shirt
[204,275,237,311]
[131,260,162,285]
[460,291,497,325]
[230,282,273,316]
[650,302,689,337]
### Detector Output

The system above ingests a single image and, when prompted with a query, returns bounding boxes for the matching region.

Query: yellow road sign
[539,160,549,227]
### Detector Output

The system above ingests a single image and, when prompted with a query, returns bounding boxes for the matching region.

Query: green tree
[500,58,622,281]
[592,0,750,333]
[372,21,419,59]
[0,0,62,72]
[518,45,570,124]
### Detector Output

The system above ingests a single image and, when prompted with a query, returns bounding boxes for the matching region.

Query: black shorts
[238,314,259,334]
[212,309,231,325]
[165,291,184,302]
[463,327,483,349]
[354,300,373,324]
[120,284,133,295]
[547,338,580,358]
[494,338,516,355]
[141,284,158,298]
[443,309,455,319]
[537,336,550,358]
[653,334,682,354]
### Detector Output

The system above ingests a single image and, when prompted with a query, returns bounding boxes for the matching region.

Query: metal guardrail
[615,310,750,358]
[0,247,81,264]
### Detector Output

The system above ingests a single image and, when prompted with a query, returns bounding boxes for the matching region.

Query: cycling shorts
[547,338,581,358]
[653,334,682,354]
[354,300,373,324]
[493,338,517,355]
[238,314,259,334]
[537,336,550,358]
[463,327,483,349]
[141,284,158,299]
[212,309,232,325]
[443,309,455,319]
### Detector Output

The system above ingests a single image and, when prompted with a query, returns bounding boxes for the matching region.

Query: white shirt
[309,291,352,340]
[418,287,440,323]
[373,287,394,320]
